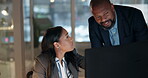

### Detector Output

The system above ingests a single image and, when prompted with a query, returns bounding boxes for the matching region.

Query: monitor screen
[85,40,148,78]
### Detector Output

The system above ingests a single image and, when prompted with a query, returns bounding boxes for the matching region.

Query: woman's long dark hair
[41,26,78,77]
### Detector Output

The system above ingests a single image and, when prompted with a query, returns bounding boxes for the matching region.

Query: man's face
[91,3,115,30]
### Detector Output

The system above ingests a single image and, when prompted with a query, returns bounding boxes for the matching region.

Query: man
[88,0,148,48]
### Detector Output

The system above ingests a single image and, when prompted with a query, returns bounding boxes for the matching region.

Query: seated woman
[33,26,85,78]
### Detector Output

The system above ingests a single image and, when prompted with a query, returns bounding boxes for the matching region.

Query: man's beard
[100,19,115,30]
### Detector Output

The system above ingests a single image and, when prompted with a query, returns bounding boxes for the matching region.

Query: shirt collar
[110,11,118,30]
[55,57,65,62]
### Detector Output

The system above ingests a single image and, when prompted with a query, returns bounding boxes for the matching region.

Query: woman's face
[58,28,74,53]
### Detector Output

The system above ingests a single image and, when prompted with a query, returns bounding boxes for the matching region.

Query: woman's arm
[32,56,47,78]
[73,49,85,69]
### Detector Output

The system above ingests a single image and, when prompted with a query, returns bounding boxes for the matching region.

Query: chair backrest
[26,71,33,78]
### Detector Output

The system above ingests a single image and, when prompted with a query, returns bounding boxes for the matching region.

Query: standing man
[88,0,148,48]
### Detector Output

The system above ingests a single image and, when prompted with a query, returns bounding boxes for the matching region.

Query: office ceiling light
[1,7,9,16]
[50,0,55,3]
[82,0,85,2]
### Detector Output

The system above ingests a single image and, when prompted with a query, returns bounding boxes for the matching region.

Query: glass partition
[0,0,15,78]
[111,0,148,24]
[33,0,71,56]
[23,0,34,75]
[75,0,91,42]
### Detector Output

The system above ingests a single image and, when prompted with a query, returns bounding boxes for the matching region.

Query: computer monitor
[85,40,148,78]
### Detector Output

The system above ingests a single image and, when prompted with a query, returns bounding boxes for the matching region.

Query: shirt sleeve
[73,49,85,69]
[88,16,103,48]
[132,9,148,41]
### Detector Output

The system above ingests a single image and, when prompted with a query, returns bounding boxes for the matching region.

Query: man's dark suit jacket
[88,5,148,48]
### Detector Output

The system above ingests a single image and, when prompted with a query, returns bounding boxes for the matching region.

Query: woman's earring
[57,46,60,48]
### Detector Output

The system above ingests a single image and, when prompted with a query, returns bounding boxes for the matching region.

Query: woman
[33,26,85,78]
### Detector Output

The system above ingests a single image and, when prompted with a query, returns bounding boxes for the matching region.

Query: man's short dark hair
[90,0,111,8]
